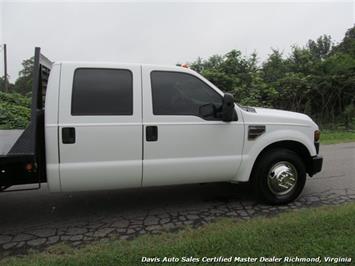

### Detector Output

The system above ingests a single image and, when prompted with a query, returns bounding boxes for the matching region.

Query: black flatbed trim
[0,154,34,163]
[0,47,51,190]
[8,123,35,155]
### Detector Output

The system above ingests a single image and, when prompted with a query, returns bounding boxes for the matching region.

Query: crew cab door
[58,64,142,191]
[142,66,244,186]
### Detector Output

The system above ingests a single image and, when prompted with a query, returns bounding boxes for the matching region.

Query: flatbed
[0,48,51,191]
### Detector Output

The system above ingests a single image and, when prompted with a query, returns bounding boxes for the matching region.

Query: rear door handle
[62,127,76,144]
[146,126,158,142]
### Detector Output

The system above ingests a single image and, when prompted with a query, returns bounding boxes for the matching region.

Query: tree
[332,25,355,56]
[0,76,15,92]
[307,35,332,60]
[262,49,287,83]
[188,25,355,128]
[14,57,34,95]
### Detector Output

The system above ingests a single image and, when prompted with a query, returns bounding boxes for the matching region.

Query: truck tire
[252,149,306,205]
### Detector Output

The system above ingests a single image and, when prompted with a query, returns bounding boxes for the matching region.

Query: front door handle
[146,126,158,142]
[62,127,76,144]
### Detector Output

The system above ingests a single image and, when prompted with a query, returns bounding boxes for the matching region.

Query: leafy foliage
[14,57,34,96]
[0,92,31,129]
[0,57,34,129]
[190,25,355,128]
[0,91,31,107]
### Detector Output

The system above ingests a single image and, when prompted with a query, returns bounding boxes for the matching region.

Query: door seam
[140,65,144,187]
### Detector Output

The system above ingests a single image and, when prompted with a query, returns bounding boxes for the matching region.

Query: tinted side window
[71,68,133,115]
[151,71,222,117]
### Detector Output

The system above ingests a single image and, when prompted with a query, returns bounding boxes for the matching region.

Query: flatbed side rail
[31,48,52,185]
[0,47,52,191]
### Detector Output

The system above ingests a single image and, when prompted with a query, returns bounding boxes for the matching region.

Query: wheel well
[251,140,313,178]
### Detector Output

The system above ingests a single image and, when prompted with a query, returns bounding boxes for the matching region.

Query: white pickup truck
[0,48,322,204]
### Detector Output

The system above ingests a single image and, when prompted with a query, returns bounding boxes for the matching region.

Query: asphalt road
[0,129,354,256]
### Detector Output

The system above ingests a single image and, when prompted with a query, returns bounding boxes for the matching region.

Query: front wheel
[251,149,306,205]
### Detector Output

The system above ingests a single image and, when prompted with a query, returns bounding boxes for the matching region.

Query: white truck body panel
[141,65,244,186]
[232,107,318,183]
[57,63,142,191]
[44,63,61,192]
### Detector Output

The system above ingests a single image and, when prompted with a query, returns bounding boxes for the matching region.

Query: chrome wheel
[267,161,298,196]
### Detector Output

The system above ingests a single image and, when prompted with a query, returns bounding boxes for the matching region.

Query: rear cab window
[71,68,133,116]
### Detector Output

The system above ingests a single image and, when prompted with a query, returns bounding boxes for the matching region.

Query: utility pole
[3,44,8,92]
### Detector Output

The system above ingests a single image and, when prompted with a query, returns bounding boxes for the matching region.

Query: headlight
[314,130,320,142]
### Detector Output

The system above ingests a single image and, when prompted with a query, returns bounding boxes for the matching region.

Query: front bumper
[308,155,323,176]
[314,141,320,154]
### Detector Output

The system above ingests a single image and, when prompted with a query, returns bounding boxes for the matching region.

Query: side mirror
[222,93,235,122]
[199,103,216,119]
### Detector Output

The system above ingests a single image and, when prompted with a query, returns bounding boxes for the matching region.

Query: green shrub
[0,91,31,107]
[0,92,31,129]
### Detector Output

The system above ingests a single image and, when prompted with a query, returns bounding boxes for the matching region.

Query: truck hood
[240,106,317,128]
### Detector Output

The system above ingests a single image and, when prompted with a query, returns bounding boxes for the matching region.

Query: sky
[0,0,354,82]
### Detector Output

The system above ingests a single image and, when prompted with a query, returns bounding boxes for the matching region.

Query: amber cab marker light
[314,130,321,142]
[25,163,33,172]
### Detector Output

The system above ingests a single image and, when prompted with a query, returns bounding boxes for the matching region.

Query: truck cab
[0,48,323,204]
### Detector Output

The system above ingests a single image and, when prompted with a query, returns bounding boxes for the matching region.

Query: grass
[1,203,355,265]
[320,130,355,144]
